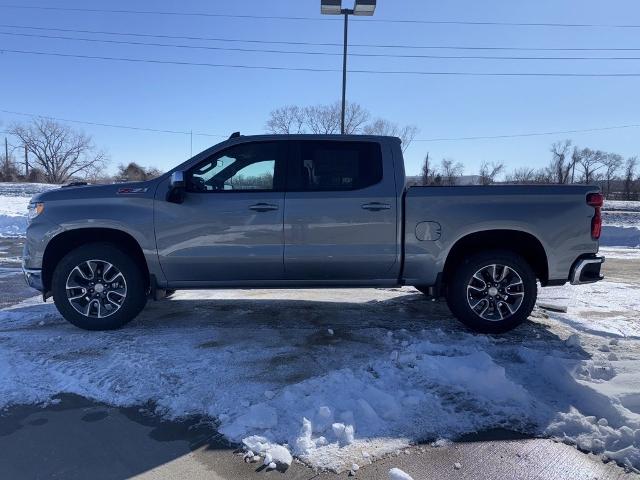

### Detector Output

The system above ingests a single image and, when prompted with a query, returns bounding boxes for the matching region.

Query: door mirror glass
[170,171,185,189]
[167,171,186,203]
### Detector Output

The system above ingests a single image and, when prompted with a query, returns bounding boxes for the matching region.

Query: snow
[242,436,293,467]
[0,183,58,237]
[2,285,640,472]
[389,467,414,480]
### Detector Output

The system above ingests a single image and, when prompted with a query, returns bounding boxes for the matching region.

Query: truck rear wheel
[446,250,537,334]
[52,243,147,331]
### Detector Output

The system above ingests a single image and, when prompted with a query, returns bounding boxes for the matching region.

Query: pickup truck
[23,134,605,333]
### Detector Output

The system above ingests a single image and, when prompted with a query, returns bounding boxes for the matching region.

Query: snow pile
[601,200,640,248]
[0,183,58,237]
[242,436,293,468]
[0,196,30,237]
[600,226,640,248]
[1,283,640,472]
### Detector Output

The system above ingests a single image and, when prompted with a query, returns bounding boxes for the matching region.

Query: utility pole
[4,137,8,175]
[24,144,29,176]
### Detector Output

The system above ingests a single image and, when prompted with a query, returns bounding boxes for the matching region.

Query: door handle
[361,202,391,211]
[249,203,279,212]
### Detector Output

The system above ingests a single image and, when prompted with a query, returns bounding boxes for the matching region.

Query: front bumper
[22,267,44,292]
[570,256,605,285]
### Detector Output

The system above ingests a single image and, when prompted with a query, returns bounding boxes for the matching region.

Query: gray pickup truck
[23,134,604,333]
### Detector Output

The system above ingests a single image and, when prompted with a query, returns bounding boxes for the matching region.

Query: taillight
[587,192,603,240]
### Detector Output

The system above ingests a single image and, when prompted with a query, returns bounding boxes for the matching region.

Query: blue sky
[1,0,639,176]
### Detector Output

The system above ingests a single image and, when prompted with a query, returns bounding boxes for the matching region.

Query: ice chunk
[269,445,292,467]
[332,422,355,445]
[389,467,414,480]
[295,417,315,453]
[565,334,581,348]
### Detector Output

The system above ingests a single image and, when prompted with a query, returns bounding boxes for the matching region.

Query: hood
[31,180,158,203]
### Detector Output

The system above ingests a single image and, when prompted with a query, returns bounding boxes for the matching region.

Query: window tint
[291,141,383,191]
[187,142,283,192]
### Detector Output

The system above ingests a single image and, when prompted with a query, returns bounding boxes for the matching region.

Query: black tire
[52,243,147,331]
[445,250,537,334]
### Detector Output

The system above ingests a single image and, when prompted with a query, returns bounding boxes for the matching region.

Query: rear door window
[288,141,383,191]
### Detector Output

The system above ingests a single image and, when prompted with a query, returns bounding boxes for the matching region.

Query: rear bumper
[570,256,604,285]
[22,267,44,292]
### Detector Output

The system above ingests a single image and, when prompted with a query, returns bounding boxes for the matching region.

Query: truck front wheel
[52,243,147,331]
[446,250,537,333]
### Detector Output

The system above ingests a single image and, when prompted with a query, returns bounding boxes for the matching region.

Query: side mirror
[167,171,186,203]
[170,171,185,189]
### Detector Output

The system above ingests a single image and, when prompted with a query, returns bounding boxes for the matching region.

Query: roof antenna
[229,132,241,139]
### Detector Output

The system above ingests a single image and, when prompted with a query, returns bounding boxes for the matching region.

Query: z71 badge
[117,187,148,194]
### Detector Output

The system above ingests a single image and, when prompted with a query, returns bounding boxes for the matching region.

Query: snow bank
[0,196,30,237]
[600,226,640,248]
[0,183,58,237]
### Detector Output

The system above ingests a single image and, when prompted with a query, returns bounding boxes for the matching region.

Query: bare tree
[478,161,504,185]
[304,103,341,134]
[575,147,605,184]
[548,140,574,184]
[115,162,163,182]
[505,167,536,184]
[624,157,638,200]
[602,153,623,197]
[265,105,305,134]
[440,158,464,186]
[9,118,107,183]
[363,118,419,152]
[265,102,416,142]
[421,153,431,185]
[343,102,371,135]
[419,153,442,185]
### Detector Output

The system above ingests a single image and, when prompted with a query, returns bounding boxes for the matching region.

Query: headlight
[27,202,45,223]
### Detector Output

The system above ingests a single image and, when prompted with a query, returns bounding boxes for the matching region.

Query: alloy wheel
[65,259,128,318]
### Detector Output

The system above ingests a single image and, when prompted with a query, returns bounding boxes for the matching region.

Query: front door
[155,141,287,283]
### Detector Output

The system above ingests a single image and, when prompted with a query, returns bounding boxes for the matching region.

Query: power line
[3,23,640,52]
[0,109,227,138]
[415,124,640,142]
[1,5,639,29]
[3,108,638,144]
[4,31,640,61]
[4,49,640,76]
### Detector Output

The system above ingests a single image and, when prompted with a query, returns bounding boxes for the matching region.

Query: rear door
[283,139,399,281]
[155,141,287,282]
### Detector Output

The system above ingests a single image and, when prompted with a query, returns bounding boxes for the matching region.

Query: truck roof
[224,133,402,143]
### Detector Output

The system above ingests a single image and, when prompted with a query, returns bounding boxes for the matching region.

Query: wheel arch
[42,228,150,296]
[442,229,549,287]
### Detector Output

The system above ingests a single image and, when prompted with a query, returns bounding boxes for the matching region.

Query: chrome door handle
[361,202,391,211]
[249,203,279,212]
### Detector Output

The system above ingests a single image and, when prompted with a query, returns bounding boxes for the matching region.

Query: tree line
[415,139,639,200]
[2,113,639,201]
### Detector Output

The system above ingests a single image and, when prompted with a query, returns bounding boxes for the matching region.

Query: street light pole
[321,0,376,135]
[340,9,351,135]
